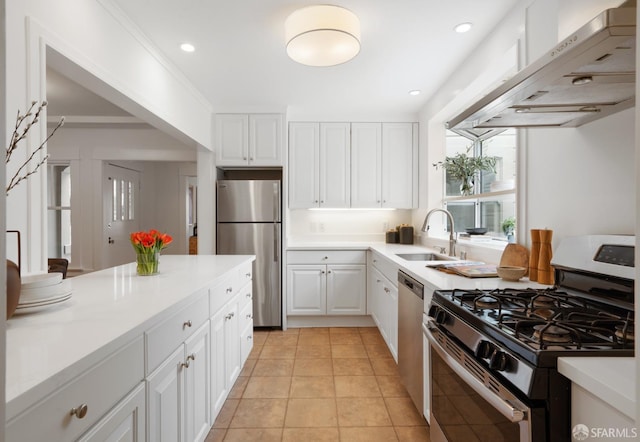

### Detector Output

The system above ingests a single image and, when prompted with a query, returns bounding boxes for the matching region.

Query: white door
[250,114,282,166]
[319,123,350,208]
[351,123,382,208]
[210,310,228,418]
[288,123,319,208]
[104,164,141,269]
[287,265,326,315]
[382,123,414,209]
[77,383,145,442]
[326,265,366,315]
[216,114,249,166]
[184,322,211,442]
[147,346,184,442]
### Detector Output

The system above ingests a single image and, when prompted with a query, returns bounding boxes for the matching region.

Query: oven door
[423,321,532,442]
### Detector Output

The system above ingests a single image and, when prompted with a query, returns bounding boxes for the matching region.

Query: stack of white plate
[16,273,73,314]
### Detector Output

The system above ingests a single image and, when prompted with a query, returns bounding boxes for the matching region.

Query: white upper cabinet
[289,122,350,208]
[289,121,417,209]
[319,123,350,208]
[289,122,320,209]
[352,122,416,208]
[351,123,382,208]
[216,114,283,167]
[381,123,416,209]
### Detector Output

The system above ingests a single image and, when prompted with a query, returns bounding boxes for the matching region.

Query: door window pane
[47,164,72,262]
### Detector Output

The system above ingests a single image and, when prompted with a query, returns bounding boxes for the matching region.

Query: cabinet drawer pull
[384,287,390,293]
[183,320,192,328]
[70,404,88,419]
[226,287,233,293]
[187,353,196,362]
[225,312,235,320]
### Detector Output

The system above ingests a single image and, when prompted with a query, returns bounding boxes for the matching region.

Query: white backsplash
[287,209,413,242]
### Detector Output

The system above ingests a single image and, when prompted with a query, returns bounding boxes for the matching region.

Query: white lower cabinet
[368,251,399,361]
[78,383,146,442]
[287,264,366,315]
[287,250,367,316]
[147,321,211,442]
[6,261,254,442]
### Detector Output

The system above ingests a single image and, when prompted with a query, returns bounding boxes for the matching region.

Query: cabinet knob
[323,256,328,260]
[377,200,381,203]
[246,272,251,278]
[327,270,332,274]
[384,287,390,293]
[246,314,253,319]
[70,404,88,419]
[226,287,233,293]
[183,320,192,329]
[376,279,381,283]
[250,157,254,161]
[243,156,247,160]
[246,293,251,298]
[247,335,253,340]
[314,200,318,203]
[320,200,324,203]
[321,270,325,274]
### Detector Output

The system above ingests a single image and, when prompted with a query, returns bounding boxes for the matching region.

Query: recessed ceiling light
[180,43,195,53]
[408,90,421,96]
[454,22,472,33]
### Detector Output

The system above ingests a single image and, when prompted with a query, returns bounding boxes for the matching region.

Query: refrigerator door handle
[274,222,279,262]
[273,182,280,222]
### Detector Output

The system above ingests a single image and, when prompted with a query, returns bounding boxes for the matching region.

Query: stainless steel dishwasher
[398,270,424,414]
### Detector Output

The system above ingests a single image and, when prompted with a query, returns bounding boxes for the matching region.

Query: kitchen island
[6,254,255,441]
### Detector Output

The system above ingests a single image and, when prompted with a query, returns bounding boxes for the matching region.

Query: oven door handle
[423,322,527,423]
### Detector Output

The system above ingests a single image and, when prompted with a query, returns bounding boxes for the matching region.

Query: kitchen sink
[395,253,455,261]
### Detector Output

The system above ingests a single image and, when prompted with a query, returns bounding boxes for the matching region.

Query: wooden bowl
[497,266,527,281]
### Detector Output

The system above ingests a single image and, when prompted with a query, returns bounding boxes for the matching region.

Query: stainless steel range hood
[447,2,636,139]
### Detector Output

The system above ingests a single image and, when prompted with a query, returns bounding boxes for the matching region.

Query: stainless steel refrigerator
[216,180,281,327]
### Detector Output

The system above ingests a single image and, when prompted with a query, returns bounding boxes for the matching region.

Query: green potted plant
[502,217,516,242]
[433,147,497,196]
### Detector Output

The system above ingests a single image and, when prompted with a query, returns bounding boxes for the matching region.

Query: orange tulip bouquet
[130,229,173,275]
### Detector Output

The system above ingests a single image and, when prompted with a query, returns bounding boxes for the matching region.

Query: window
[47,163,72,262]
[443,129,517,241]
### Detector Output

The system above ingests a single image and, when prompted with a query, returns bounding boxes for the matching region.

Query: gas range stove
[428,234,635,397]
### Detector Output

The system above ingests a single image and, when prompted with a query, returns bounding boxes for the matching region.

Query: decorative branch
[5,100,65,195]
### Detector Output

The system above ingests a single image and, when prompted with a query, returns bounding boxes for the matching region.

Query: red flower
[130,229,173,254]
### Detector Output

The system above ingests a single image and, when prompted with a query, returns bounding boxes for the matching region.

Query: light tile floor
[206,327,431,442]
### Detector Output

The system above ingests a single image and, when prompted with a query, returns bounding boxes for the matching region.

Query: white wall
[5,0,213,274]
[526,109,635,243]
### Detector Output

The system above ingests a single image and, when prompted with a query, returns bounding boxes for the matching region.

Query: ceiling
[54,0,520,120]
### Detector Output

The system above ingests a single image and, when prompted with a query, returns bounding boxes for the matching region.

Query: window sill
[444,189,515,202]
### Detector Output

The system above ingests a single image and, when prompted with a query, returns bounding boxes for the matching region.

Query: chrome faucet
[421,208,456,257]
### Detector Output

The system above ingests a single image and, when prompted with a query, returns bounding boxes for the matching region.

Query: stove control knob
[476,340,495,359]
[489,350,511,372]
[434,309,448,325]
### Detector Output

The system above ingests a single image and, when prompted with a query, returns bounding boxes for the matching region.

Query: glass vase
[460,176,474,196]
[136,252,159,276]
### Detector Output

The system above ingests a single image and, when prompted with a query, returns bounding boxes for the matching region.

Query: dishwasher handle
[398,271,424,299]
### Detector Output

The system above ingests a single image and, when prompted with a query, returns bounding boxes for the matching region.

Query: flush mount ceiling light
[285,5,361,67]
[454,22,472,33]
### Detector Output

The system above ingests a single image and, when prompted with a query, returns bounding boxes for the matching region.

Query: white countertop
[6,254,254,420]
[288,240,547,291]
[558,357,636,420]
